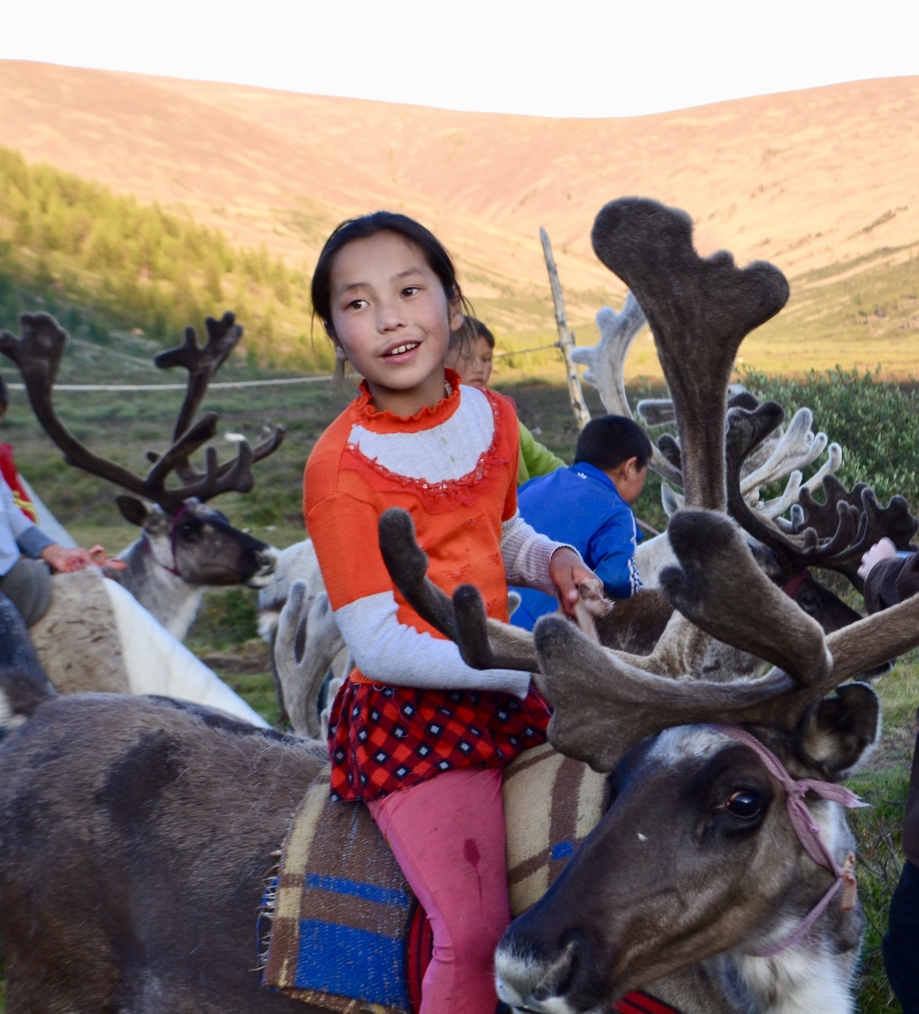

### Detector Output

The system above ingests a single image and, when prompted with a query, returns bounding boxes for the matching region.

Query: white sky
[4,0,918,118]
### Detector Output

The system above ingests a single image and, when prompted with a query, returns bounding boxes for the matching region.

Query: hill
[1,61,919,376]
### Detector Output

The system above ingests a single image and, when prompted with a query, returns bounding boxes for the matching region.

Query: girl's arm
[309,492,531,698]
[334,591,531,697]
[501,512,596,615]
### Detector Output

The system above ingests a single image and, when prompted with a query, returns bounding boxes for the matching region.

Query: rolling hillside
[1,61,918,376]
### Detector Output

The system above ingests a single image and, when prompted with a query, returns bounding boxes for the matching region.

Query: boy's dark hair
[311,211,462,336]
[574,415,653,471]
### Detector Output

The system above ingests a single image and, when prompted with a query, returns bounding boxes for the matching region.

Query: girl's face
[329,231,463,416]
[451,335,494,389]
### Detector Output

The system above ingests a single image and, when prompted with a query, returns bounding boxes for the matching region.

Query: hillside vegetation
[0,146,330,371]
[3,63,919,377]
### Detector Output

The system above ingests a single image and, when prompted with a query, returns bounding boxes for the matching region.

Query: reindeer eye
[725,790,763,819]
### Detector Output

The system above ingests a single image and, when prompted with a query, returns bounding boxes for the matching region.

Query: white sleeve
[501,510,578,595]
[334,590,531,698]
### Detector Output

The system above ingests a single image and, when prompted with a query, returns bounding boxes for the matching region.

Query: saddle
[260,744,678,1014]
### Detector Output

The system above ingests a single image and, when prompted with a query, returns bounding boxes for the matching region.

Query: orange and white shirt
[304,371,567,698]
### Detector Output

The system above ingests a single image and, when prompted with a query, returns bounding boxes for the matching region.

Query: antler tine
[739,408,827,497]
[570,292,646,418]
[798,483,918,586]
[724,402,803,566]
[755,472,802,521]
[378,509,458,640]
[572,293,683,486]
[155,311,242,444]
[636,399,674,428]
[659,510,833,683]
[0,313,186,508]
[377,509,540,672]
[159,423,287,492]
[591,198,789,510]
[154,311,286,500]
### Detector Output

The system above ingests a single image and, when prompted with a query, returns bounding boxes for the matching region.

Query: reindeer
[0,198,914,1014]
[381,198,918,1011]
[0,311,283,640]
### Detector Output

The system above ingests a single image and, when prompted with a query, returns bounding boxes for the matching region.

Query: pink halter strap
[710,724,867,958]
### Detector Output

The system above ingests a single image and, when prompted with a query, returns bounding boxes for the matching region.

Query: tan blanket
[262,746,608,1012]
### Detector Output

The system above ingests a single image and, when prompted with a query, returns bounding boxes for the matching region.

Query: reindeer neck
[118,538,203,641]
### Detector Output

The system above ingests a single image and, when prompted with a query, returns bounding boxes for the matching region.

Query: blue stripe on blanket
[304,873,412,909]
[296,920,410,1007]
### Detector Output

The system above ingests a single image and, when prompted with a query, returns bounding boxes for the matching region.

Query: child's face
[452,335,494,389]
[329,231,462,413]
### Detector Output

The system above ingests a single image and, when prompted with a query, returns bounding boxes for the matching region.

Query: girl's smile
[329,231,463,416]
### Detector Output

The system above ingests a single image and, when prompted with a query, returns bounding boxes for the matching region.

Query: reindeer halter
[710,725,865,958]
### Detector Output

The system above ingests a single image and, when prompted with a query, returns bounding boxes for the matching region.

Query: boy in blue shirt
[511,415,651,630]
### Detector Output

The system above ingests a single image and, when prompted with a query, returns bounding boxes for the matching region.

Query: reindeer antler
[570,293,683,487]
[155,312,284,487]
[535,508,919,770]
[726,403,918,589]
[591,198,789,510]
[0,312,285,512]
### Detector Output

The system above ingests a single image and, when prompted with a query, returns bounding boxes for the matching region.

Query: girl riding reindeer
[304,212,597,1014]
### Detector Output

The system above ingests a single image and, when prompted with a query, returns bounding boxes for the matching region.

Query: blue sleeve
[586,508,642,599]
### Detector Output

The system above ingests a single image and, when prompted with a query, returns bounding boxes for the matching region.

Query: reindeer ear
[116,495,150,527]
[797,683,880,779]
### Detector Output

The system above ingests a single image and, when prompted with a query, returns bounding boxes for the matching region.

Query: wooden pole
[540,227,591,432]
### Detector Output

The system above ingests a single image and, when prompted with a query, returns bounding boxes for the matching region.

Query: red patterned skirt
[328,678,552,802]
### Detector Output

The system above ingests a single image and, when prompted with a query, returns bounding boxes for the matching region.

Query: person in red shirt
[305,212,596,1014]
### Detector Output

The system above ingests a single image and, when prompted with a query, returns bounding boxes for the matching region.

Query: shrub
[743,367,919,511]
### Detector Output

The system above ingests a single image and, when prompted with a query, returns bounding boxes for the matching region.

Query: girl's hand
[857,537,898,581]
[549,547,598,618]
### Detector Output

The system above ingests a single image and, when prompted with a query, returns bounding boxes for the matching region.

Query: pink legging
[367,766,509,1014]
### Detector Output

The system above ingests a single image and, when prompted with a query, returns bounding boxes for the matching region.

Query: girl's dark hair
[0,374,7,411]
[574,415,653,471]
[447,315,495,356]
[311,211,462,338]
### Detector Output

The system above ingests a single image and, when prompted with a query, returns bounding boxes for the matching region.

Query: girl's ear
[448,295,464,334]
[333,342,348,362]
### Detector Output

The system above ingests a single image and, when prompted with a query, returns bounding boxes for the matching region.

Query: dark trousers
[884,859,919,1014]
[0,557,53,627]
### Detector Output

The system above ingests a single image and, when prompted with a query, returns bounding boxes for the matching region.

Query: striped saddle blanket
[261,744,677,1014]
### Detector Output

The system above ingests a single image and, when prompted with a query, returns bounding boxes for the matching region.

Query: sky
[4,0,919,118]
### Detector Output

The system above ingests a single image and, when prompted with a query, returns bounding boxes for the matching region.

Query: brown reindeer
[0,311,284,640]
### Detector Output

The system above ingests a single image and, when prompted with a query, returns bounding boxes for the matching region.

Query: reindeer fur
[0,692,325,1013]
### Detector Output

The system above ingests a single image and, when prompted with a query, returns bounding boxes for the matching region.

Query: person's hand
[857,537,898,581]
[548,547,597,618]
[40,544,96,573]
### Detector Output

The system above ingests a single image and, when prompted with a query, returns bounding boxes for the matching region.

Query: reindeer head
[0,312,284,586]
[492,506,911,1010]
